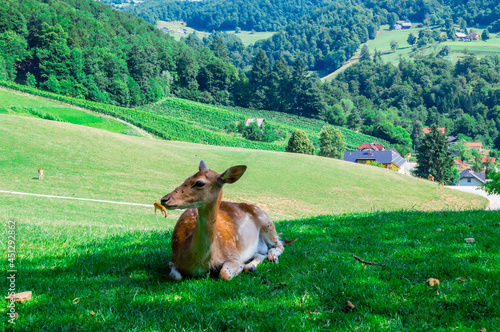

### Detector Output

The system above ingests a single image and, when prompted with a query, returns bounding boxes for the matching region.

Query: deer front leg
[243,253,267,272]
[219,260,244,281]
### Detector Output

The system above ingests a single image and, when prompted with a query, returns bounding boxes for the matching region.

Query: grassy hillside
[1,116,496,330]
[0,115,486,219]
[0,88,142,136]
[142,98,391,151]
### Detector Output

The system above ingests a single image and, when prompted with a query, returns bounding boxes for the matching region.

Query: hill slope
[0,115,486,220]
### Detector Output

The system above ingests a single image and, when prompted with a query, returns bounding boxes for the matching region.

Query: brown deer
[154,202,168,218]
[160,161,296,281]
[438,181,444,188]
[428,174,435,181]
[38,168,45,180]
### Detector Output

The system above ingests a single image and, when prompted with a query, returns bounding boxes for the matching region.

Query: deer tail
[280,239,298,246]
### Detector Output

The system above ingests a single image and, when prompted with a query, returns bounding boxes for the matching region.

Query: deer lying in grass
[160,161,296,281]
[38,168,45,180]
[428,174,435,181]
[154,202,168,218]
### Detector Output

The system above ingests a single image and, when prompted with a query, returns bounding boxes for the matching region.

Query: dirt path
[446,186,500,210]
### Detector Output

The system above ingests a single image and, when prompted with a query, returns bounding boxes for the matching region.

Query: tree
[481,171,500,195]
[390,40,398,52]
[360,45,370,61]
[482,29,490,41]
[286,129,314,155]
[319,125,346,159]
[26,72,37,87]
[249,50,270,109]
[414,125,457,184]
[407,33,417,45]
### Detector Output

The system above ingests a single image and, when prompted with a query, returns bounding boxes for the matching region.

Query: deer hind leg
[169,262,182,281]
[219,260,244,281]
[260,220,285,264]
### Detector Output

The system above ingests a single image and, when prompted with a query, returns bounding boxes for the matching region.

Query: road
[446,186,500,210]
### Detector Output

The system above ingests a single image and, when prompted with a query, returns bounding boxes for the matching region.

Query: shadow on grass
[9,210,500,331]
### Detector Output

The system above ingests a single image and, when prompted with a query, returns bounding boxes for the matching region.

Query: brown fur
[38,168,44,180]
[161,161,294,281]
[428,174,435,181]
[154,202,168,218]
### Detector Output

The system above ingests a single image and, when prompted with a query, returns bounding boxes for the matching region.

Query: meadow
[1,115,496,331]
[156,20,275,46]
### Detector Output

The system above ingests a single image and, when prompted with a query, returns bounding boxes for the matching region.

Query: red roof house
[423,127,445,134]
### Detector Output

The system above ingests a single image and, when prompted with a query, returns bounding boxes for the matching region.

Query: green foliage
[286,129,314,155]
[319,125,346,159]
[26,72,36,87]
[414,125,457,184]
[481,171,500,194]
[482,29,490,41]
[407,33,417,45]
[360,45,371,62]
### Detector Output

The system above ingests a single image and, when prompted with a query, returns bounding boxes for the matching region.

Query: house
[465,142,482,152]
[388,147,401,156]
[459,169,486,186]
[343,149,407,173]
[454,159,471,171]
[455,32,467,40]
[394,24,402,30]
[244,118,265,128]
[357,142,385,151]
[423,127,446,134]
[402,22,412,29]
[447,136,459,145]
[482,157,496,164]
[467,31,480,40]
[161,27,174,33]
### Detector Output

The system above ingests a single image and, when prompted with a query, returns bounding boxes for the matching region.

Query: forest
[0,0,240,107]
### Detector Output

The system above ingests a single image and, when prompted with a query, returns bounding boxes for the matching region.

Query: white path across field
[446,186,500,210]
[0,190,151,207]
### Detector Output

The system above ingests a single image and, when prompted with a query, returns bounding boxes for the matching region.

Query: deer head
[161,161,247,210]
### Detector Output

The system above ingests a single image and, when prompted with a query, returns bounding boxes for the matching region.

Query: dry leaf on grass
[427,278,440,286]
[464,238,475,243]
[5,291,32,303]
[456,277,466,282]
[345,301,356,310]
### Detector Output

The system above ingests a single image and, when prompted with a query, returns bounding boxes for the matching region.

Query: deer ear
[199,160,209,172]
[219,165,247,184]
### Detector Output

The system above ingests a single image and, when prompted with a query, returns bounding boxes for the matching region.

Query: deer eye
[193,181,205,188]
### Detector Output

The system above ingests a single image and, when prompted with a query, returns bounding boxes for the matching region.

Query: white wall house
[459,169,486,186]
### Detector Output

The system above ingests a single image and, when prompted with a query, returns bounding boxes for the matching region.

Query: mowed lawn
[0,88,139,136]
[1,116,497,331]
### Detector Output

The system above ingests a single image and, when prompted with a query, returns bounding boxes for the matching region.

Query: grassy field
[156,20,274,46]
[1,116,496,331]
[0,88,140,136]
[322,25,500,79]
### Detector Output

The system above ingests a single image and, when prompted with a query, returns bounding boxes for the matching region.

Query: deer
[438,181,444,188]
[428,174,435,181]
[160,161,296,281]
[154,202,168,218]
[38,168,45,180]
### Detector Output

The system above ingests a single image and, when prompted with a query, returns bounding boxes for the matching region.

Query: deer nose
[161,195,170,205]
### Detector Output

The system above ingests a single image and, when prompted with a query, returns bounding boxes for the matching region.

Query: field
[0,88,139,136]
[156,20,275,46]
[142,98,391,151]
[1,116,498,331]
[322,25,500,79]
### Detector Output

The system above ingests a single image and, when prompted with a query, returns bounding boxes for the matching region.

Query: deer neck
[192,189,223,257]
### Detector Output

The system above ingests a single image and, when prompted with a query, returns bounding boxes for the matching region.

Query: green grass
[142,98,391,151]
[0,115,495,331]
[0,88,139,136]
[156,20,274,46]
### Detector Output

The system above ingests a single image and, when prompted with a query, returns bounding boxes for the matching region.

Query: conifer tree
[249,50,270,109]
[414,125,456,184]
[286,129,314,155]
[360,45,371,61]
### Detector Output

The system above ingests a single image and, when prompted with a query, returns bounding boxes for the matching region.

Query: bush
[286,129,314,155]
